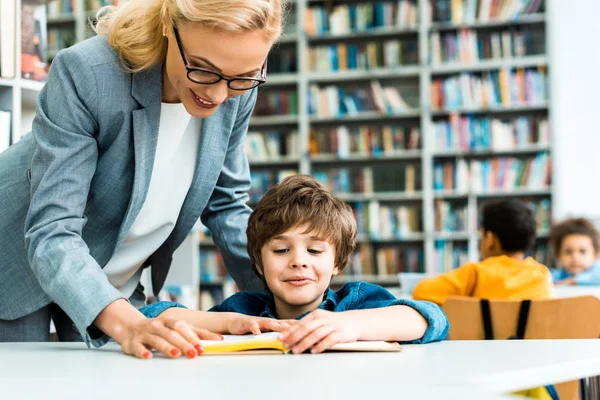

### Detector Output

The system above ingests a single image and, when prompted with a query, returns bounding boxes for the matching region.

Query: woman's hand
[119,315,222,359]
[278,309,361,354]
[94,299,221,359]
[226,314,297,335]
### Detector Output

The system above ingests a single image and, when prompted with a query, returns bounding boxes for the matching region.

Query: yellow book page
[201,332,288,355]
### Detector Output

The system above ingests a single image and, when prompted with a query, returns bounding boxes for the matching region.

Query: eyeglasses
[172,27,267,91]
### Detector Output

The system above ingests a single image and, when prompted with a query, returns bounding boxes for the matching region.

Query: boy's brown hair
[247,174,357,277]
[549,218,600,256]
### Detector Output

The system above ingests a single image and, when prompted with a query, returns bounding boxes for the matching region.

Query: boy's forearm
[345,306,428,342]
[160,308,233,333]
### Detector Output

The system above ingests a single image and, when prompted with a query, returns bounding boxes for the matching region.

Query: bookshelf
[198,0,552,308]
[0,0,553,309]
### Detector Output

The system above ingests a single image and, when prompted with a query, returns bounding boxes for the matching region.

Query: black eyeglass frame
[172,27,267,91]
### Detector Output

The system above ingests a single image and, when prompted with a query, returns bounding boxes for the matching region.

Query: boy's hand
[226,314,296,335]
[555,277,577,285]
[278,309,361,354]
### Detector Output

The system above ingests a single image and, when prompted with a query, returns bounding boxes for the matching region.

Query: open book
[200,332,401,355]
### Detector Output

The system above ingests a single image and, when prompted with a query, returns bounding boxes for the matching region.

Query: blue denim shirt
[550,262,600,285]
[140,281,449,344]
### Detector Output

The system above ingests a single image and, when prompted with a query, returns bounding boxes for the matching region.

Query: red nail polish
[197,347,203,355]
[194,343,202,352]
[186,349,196,359]
[170,349,180,357]
[143,351,152,359]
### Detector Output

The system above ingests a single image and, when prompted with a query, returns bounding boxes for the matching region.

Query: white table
[1,340,599,400]
[554,285,600,299]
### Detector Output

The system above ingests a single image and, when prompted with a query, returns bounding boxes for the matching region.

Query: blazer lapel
[115,66,162,248]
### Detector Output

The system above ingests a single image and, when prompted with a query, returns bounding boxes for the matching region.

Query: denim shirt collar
[259,289,338,320]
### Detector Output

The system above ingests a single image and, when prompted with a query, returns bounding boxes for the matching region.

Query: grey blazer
[0,35,262,344]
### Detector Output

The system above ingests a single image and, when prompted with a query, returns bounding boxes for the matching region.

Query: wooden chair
[442,296,600,400]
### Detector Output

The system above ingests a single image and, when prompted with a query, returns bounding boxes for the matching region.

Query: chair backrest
[442,296,600,400]
[442,295,600,340]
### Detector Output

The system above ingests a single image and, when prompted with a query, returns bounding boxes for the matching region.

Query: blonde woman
[0,0,287,359]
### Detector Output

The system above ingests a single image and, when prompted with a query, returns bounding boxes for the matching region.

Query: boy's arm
[412,263,478,305]
[549,267,568,283]
[574,264,600,285]
[279,283,449,353]
[139,295,294,335]
[159,308,288,334]
[342,305,429,342]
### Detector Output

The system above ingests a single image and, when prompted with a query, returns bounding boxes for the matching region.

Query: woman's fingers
[141,331,182,358]
[125,342,153,360]
[147,319,196,358]
[192,326,223,341]
[162,317,205,356]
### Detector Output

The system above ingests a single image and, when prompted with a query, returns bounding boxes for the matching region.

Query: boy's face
[557,234,598,275]
[258,224,339,317]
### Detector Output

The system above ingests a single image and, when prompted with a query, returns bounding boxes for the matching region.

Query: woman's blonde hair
[95,0,286,72]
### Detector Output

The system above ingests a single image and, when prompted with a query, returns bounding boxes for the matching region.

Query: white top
[2,339,599,400]
[103,103,200,297]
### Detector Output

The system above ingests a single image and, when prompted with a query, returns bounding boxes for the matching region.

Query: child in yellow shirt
[413,199,553,305]
[414,199,557,400]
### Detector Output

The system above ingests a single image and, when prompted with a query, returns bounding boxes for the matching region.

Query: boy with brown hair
[549,218,600,285]
[142,175,449,354]
[413,199,554,305]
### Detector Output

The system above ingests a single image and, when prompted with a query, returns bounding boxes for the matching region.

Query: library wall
[548,0,600,220]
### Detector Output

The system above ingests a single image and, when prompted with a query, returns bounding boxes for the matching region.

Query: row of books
[476,197,551,232]
[245,131,299,161]
[47,0,75,16]
[314,165,418,195]
[249,170,297,203]
[267,46,296,74]
[434,199,470,232]
[431,0,543,24]
[307,40,418,72]
[48,27,76,55]
[433,240,469,272]
[431,28,544,65]
[345,244,424,277]
[48,0,117,16]
[309,125,420,157]
[199,243,424,287]
[434,240,550,274]
[432,115,549,151]
[253,90,298,116]
[353,201,421,240]
[0,1,48,80]
[430,67,548,110]
[199,249,227,284]
[308,81,414,118]
[433,152,551,192]
[305,1,418,37]
[436,197,551,233]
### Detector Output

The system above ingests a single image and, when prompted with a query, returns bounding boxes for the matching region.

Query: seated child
[549,218,600,285]
[141,175,449,354]
[413,199,554,305]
